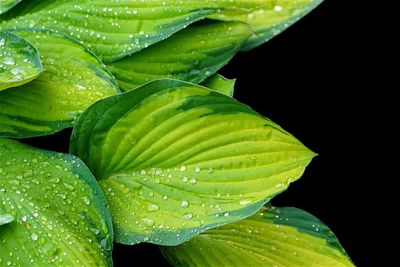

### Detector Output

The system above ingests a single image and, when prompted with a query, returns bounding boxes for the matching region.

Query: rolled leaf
[0,30,43,91]
[162,206,354,267]
[209,0,324,51]
[70,79,315,246]
[0,0,22,14]
[201,73,235,97]
[0,138,113,266]
[107,21,251,91]
[0,29,118,138]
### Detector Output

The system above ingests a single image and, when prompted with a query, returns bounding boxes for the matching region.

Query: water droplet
[147,204,159,212]
[240,200,252,206]
[180,200,189,208]
[194,167,201,173]
[183,213,193,220]
[31,233,38,241]
[179,166,186,172]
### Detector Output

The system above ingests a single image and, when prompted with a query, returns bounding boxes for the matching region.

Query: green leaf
[106,21,251,91]
[161,206,354,267]
[0,0,22,14]
[209,0,324,51]
[201,73,235,97]
[0,30,43,91]
[0,0,221,63]
[70,79,315,246]
[0,29,118,138]
[0,138,113,266]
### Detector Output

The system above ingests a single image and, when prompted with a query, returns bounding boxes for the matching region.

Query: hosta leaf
[201,73,235,97]
[106,21,251,91]
[0,0,221,62]
[0,30,43,91]
[209,0,324,51]
[70,79,315,246]
[0,138,113,266]
[0,0,22,14]
[0,29,118,138]
[162,206,354,267]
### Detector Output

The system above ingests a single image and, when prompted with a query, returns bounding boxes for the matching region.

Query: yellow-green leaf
[0,30,43,91]
[0,29,119,138]
[162,206,354,267]
[0,138,113,266]
[70,79,315,246]
[107,21,251,91]
[0,0,221,62]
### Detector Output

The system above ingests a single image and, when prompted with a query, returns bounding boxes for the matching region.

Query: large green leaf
[70,79,315,246]
[162,206,354,267]
[0,0,222,62]
[0,138,113,266]
[1,0,309,62]
[0,29,118,138]
[201,73,235,97]
[0,0,22,14]
[106,21,251,91]
[209,0,324,51]
[0,30,43,91]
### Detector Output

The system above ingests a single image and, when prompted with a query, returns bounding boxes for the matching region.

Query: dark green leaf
[0,29,119,138]
[0,30,43,91]
[0,138,113,266]
[70,79,315,246]
[107,21,251,91]
[162,206,354,267]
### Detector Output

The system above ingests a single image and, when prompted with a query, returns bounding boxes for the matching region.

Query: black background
[22,0,396,266]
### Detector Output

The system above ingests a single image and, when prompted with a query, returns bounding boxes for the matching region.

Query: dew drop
[31,233,38,241]
[180,200,189,208]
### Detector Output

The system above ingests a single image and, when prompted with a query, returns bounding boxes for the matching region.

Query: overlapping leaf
[1,1,323,62]
[107,21,251,91]
[0,0,22,14]
[70,79,315,246]
[0,0,223,62]
[162,206,354,267]
[0,29,118,138]
[210,0,324,51]
[0,138,113,266]
[0,30,43,91]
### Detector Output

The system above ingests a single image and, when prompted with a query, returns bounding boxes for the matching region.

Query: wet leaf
[107,21,251,91]
[0,30,43,91]
[0,138,113,266]
[162,206,354,267]
[70,79,315,246]
[210,0,324,51]
[0,29,118,138]
[1,0,221,62]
